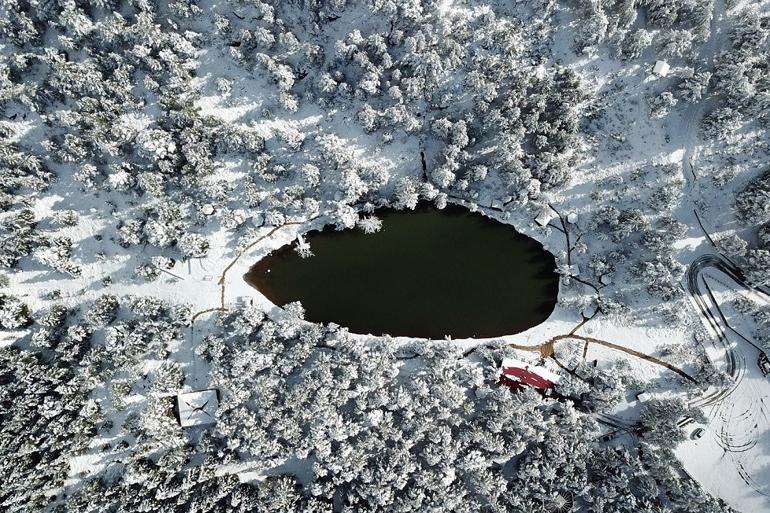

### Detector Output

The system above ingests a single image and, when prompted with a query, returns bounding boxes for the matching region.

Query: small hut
[535,210,555,227]
[177,389,219,428]
[652,60,670,77]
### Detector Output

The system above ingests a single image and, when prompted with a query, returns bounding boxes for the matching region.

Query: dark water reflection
[245,205,559,339]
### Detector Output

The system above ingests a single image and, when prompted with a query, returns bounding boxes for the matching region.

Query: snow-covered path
[679,0,728,189]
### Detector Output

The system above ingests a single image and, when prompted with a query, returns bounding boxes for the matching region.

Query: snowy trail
[504,321,697,382]
[680,0,728,189]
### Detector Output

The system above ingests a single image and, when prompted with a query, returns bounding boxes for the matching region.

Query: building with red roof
[500,357,561,390]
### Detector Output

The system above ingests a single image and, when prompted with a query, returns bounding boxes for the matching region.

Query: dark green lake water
[244,205,559,339]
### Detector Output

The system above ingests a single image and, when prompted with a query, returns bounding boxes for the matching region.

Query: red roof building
[500,357,561,390]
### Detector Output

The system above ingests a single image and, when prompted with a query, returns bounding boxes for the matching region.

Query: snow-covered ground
[2,0,770,511]
[678,270,770,511]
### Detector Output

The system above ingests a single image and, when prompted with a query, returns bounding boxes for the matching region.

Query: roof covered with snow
[177,389,219,428]
[653,60,670,77]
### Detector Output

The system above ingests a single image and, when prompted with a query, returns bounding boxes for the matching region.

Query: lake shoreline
[244,203,560,339]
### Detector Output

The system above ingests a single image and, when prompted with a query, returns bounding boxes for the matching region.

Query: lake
[244,204,559,339]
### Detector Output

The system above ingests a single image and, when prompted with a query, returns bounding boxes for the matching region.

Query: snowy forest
[1,0,770,511]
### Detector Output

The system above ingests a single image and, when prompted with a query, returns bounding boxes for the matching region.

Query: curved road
[686,253,768,396]
[684,251,770,501]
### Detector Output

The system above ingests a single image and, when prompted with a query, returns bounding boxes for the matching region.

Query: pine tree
[0,293,31,329]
